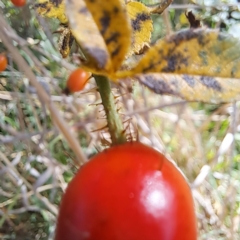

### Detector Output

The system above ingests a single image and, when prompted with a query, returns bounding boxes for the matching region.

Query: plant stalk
[94,75,126,145]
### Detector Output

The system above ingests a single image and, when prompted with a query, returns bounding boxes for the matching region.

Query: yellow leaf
[58,26,74,58]
[64,0,112,73]
[84,0,132,72]
[133,73,240,103]
[35,0,68,24]
[36,1,240,103]
[126,1,153,57]
[179,12,189,26]
[65,0,132,75]
[129,28,240,79]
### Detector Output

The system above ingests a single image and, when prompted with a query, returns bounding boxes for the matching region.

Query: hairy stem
[95,75,126,145]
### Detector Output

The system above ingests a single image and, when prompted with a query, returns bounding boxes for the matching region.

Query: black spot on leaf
[131,13,151,31]
[79,7,88,14]
[137,75,176,95]
[111,46,120,58]
[168,29,209,46]
[163,53,189,72]
[142,61,155,72]
[50,0,62,7]
[100,11,111,36]
[113,6,119,14]
[199,76,222,91]
[183,75,195,87]
[106,32,120,44]
[86,47,108,69]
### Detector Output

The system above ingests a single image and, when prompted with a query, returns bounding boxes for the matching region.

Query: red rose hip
[0,54,7,72]
[55,142,197,240]
[11,0,26,7]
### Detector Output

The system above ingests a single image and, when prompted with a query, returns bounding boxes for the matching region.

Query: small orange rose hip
[64,68,91,94]
[11,0,26,7]
[0,54,7,72]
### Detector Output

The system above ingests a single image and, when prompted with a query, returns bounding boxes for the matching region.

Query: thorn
[91,124,108,133]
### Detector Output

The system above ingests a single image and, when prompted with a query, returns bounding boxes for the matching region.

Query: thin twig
[0,151,58,215]
[168,3,240,9]
[125,100,187,116]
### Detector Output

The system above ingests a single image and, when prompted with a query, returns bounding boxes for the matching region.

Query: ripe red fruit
[55,142,197,240]
[65,68,91,94]
[0,54,7,72]
[11,0,26,7]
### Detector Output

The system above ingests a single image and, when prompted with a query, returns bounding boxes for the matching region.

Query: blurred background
[0,0,240,239]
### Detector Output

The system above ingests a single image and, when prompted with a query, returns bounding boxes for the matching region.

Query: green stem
[94,75,126,145]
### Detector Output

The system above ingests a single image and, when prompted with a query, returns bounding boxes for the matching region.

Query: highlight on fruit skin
[63,68,91,95]
[55,141,198,240]
[0,54,7,72]
[11,0,26,7]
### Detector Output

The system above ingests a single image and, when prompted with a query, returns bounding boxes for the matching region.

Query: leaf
[129,28,240,79]
[133,73,240,103]
[65,0,132,75]
[35,0,68,24]
[117,27,240,103]
[84,0,132,72]
[58,26,75,58]
[64,0,112,73]
[179,12,189,26]
[126,1,153,57]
